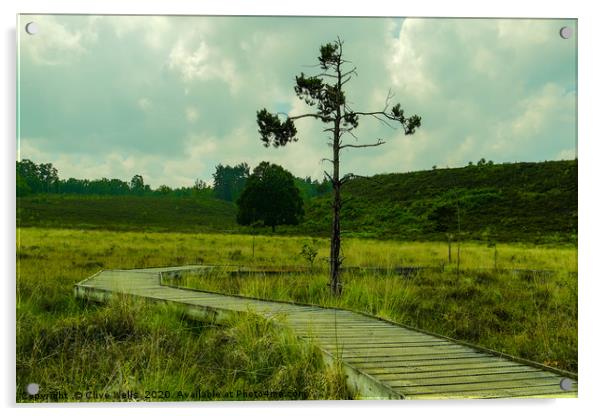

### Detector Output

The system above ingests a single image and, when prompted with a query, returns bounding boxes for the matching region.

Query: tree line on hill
[16,159,330,201]
[16,158,577,243]
[16,159,213,198]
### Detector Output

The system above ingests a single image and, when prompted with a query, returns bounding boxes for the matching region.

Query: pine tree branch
[341,67,357,78]
[340,139,386,149]
[288,113,323,120]
[353,111,396,129]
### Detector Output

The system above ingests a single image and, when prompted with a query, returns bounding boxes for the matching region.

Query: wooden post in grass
[446,233,453,264]
[250,221,262,259]
[456,240,461,278]
[455,195,461,278]
[486,237,497,270]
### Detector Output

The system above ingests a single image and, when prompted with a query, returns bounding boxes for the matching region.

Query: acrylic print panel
[16,14,577,402]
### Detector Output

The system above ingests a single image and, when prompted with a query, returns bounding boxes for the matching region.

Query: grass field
[17,195,238,233]
[16,227,351,402]
[166,237,577,374]
[17,227,578,402]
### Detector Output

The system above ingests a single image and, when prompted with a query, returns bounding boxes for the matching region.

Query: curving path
[74,265,578,400]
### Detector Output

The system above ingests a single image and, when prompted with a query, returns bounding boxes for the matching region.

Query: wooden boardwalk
[74,265,577,400]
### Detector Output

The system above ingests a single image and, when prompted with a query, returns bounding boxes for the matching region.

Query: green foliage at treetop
[212,163,250,202]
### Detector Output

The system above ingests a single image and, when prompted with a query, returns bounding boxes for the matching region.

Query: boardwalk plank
[74,267,577,400]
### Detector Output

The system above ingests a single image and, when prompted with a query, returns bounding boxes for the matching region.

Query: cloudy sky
[17,15,577,188]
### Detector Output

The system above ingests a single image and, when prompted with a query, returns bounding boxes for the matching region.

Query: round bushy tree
[236,162,304,232]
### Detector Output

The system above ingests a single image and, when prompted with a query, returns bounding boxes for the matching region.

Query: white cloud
[18,138,47,163]
[496,19,551,45]
[108,16,172,50]
[184,134,218,158]
[471,47,498,80]
[19,16,577,188]
[386,18,438,99]
[511,83,574,138]
[557,148,576,160]
[353,130,432,176]
[20,15,95,65]
[384,18,576,167]
[185,107,200,123]
[167,35,240,93]
[137,97,152,111]
[20,141,155,183]
[487,83,575,157]
[20,139,210,188]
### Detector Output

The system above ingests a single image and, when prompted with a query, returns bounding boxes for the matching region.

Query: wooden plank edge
[159,274,577,381]
[79,267,578,382]
[73,281,401,400]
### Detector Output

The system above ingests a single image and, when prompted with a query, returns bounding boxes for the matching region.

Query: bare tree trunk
[330,157,342,296]
[329,50,343,296]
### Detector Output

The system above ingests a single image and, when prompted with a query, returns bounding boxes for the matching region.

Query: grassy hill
[17,194,238,233]
[17,160,577,243]
[300,160,577,243]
